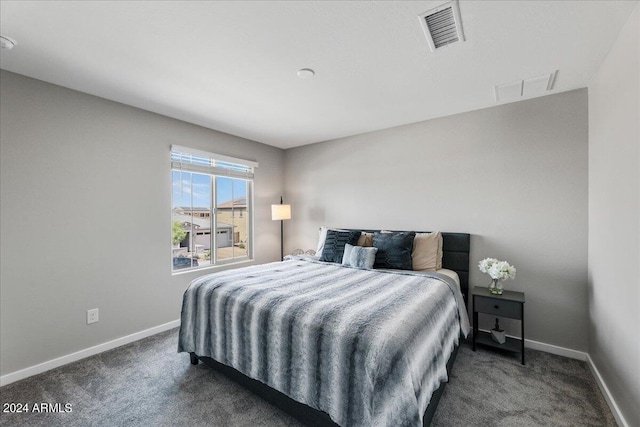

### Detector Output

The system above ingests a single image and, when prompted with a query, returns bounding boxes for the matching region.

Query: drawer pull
[494,305,499,309]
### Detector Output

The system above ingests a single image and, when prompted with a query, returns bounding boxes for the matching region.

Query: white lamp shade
[271,204,291,221]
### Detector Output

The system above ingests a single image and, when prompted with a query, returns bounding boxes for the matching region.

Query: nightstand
[472,286,526,365]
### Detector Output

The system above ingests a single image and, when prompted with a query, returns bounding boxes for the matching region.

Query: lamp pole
[279,196,284,261]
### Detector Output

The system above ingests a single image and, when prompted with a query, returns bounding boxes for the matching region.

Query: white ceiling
[0,1,637,149]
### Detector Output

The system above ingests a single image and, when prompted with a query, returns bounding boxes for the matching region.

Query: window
[171,145,257,272]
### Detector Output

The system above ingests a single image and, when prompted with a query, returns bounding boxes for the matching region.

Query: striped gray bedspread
[178,258,470,427]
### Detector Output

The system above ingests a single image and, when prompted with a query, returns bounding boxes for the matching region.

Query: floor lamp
[271,196,291,261]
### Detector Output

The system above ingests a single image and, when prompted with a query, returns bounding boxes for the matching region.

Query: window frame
[170,145,256,274]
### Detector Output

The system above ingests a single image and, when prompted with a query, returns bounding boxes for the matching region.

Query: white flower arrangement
[478,258,516,281]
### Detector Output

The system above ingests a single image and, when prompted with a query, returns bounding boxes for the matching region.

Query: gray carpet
[0,328,615,427]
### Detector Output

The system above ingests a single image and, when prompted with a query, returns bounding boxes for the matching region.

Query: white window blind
[171,145,258,179]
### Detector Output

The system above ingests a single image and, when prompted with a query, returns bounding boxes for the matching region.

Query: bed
[178,230,470,426]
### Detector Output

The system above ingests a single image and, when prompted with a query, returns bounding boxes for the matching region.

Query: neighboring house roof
[174,206,210,212]
[217,197,247,209]
[172,213,233,230]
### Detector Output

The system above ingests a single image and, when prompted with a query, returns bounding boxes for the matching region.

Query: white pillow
[412,231,443,271]
[316,227,328,256]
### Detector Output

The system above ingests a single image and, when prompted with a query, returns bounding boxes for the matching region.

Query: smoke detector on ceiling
[297,68,315,79]
[418,1,465,52]
[0,35,17,50]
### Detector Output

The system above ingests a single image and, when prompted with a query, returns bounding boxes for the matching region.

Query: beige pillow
[435,232,443,270]
[357,232,374,247]
[412,232,443,271]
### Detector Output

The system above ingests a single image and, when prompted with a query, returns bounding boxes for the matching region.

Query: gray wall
[0,70,285,376]
[285,89,589,351]
[588,4,640,426]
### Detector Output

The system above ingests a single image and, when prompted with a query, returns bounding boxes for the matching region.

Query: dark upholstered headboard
[345,230,471,305]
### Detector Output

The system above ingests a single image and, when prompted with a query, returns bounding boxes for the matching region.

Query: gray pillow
[342,244,378,269]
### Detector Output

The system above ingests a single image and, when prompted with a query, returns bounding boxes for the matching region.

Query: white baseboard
[587,355,629,427]
[0,319,180,387]
[524,338,588,361]
[476,330,588,361]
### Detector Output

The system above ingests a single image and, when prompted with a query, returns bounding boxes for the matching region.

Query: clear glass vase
[488,278,504,295]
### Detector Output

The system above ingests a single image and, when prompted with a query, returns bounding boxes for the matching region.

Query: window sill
[171,258,254,276]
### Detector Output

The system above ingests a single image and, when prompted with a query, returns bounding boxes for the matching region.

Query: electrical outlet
[87,308,99,324]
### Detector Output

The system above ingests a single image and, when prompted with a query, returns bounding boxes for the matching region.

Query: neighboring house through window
[171,145,256,272]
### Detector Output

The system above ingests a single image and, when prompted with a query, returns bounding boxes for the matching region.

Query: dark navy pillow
[320,230,361,263]
[373,231,416,270]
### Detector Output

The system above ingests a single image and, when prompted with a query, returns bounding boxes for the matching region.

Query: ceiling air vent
[418,1,465,52]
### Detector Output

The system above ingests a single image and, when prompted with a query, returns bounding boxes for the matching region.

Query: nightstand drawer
[474,296,522,319]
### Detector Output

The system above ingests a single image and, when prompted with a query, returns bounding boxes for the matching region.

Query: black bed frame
[189,230,471,427]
